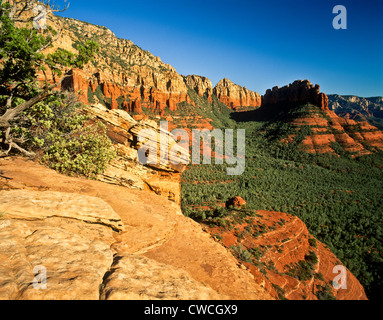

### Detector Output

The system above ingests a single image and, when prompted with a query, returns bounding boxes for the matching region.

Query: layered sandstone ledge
[0,157,272,300]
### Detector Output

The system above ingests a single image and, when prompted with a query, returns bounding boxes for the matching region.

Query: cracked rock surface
[0,157,272,300]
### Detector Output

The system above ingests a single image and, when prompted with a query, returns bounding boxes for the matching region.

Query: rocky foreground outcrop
[0,157,272,300]
[0,157,367,300]
[84,103,189,204]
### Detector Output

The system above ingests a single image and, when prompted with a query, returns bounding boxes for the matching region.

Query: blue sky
[58,0,383,97]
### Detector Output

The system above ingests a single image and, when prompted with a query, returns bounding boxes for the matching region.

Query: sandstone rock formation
[0,190,124,232]
[33,15,193,114]
[262,80,329,112]
[203,210,367,300]
[0,157,273,300]
[295,110,383,156]
[84,103,189,204]
[214,78,262,110]
[245,80,383,157]
[184,75,214,101]
[30,13,266,115]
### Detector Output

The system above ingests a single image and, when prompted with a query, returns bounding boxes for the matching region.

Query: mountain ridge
[328,94,383,130]
[39,15,262,115]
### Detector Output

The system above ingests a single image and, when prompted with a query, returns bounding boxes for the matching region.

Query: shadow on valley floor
[230,109,265,123]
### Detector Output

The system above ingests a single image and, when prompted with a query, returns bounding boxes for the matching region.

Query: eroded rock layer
[214,78,262,110]
[254,80,383,157]
[0,157,273,300]
[203,210,367,300]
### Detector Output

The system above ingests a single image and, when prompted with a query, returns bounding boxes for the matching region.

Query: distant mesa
[261,79,329,115]
[328,94,383,129]
[231,79,383,157]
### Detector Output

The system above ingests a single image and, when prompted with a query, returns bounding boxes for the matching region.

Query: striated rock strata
[214,78,262,110]
[328,95,383,130]
[0,157,273,300]
[248,80,383,157]
[183,75,214,101]
[203,210,367,300]
[84,103,189,204]
[33,13,262,113]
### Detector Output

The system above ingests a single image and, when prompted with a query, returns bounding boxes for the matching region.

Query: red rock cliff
[262,79,329,111]
[214,78,262,109]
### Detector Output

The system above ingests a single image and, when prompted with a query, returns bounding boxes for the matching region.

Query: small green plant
[314,272,324,281]
[308,237,318,248]
[272,284,288,300]
[231,244,253,264]
[286,251,319,281]
[13,92,116,179]
[315,284,336,300]
[41,122,116,178]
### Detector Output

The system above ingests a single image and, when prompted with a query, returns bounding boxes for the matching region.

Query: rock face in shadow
[261,80,329,113]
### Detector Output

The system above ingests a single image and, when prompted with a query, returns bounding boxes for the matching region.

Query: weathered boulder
[85,103,189,204]
[226,196,246,208]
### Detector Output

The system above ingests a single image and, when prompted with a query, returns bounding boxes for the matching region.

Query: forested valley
[180,100,383,300]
